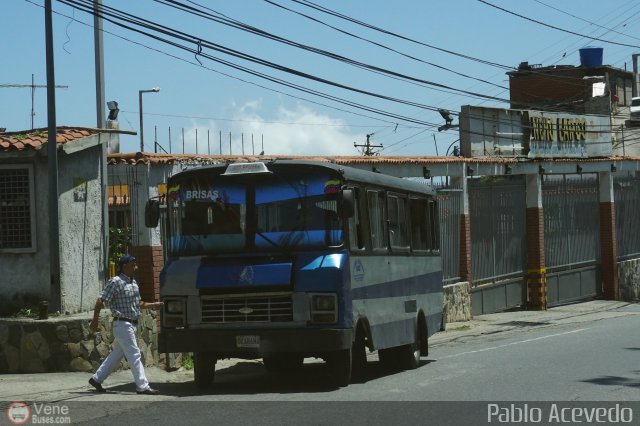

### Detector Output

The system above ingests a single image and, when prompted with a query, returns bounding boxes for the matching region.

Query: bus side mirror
[145,199,160,228]
[341,189,355,218]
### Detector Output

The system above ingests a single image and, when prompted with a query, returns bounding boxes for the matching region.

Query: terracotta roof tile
[0,127,103,152]
[106,152,640,167]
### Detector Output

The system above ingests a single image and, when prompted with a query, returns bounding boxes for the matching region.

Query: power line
[32,0,435,127]
[289,0,514,70]
[146,0,513,102]
[532,0,640,43]
[259,0,508,90]
[120,109,393,128]
[477,0,640,49]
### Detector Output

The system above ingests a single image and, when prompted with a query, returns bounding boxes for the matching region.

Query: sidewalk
[433,299,638,346]
[0,300,636,402]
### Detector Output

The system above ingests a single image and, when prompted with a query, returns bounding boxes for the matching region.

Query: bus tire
[193,352,216,388]
[352,326,368,378]
[263,354,303,373]
[396,322,421,370]
[326,348,352,387]
[377,347,397,371]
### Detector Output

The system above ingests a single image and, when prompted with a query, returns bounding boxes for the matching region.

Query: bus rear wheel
[193,352,216,388]
[395,322,422,370]
[326,348,352,387]
[378,323,422,371]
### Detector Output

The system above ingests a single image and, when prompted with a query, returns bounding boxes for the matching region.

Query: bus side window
[367,189,386,250]
[409,197,428,252]
[348,187,365,250]
[428,198,440,251]
[387,194,409,250]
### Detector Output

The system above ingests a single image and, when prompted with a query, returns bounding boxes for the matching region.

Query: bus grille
[201,295,293,323]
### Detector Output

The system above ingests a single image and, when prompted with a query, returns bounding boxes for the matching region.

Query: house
[0,127,121,315]
[507,48,640,156]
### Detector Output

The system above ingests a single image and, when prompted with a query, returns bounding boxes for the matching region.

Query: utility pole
[354,133,383,156]
[45,0,61,312]
[632,53,639,98]
[0,75,68,129]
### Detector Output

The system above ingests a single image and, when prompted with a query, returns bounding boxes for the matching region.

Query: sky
[3,0,640,156]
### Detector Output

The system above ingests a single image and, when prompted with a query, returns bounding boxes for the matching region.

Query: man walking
[88,255,163,395]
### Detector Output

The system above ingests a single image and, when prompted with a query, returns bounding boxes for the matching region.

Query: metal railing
[615,174,640,259]
[435,185,462,284]
[543,174,600,268]
[469,177,527,284]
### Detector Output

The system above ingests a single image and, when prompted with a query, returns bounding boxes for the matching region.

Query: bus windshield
[167,170,344,255]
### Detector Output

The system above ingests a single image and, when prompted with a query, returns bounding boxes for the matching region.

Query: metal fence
[435,184,462,284]
[614,174,640,259]
[468,177,527,284]
[542,174,600,269]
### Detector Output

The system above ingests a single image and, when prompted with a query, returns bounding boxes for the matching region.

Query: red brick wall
[460,214,472,284]
[599,202,618,300]
[131,245,164,303]
[526,207,547,310]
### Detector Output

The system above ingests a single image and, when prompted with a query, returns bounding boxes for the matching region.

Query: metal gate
[436,186,462,284]
[542,174,600,306]
[469,177,527,315]
[615,174,640,260]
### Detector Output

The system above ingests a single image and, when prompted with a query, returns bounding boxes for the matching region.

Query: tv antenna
[0,74,68,129]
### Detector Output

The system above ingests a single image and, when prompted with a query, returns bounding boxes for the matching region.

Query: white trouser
[92,320,149,391]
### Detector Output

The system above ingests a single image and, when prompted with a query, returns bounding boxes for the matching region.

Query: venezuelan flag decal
[323,178,342,194]
[167,184,181,200]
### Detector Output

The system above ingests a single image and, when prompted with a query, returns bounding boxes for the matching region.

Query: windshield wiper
[255,228,286,251]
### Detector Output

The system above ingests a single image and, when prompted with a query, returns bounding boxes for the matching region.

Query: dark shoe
[136,387,160,395]
[89,377,106,393]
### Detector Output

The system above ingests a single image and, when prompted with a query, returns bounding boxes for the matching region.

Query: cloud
[182,102,363,156]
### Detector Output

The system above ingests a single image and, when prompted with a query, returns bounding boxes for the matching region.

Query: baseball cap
[119,255,136,267]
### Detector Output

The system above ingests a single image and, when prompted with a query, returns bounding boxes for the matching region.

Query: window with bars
[0,165,35,251]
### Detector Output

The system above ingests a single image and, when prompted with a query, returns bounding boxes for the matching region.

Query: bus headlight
[163,298,185,327]
[166,299,184,314]
[310,294,337,323]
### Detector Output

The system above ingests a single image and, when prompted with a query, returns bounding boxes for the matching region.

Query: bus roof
[169,159,437,197]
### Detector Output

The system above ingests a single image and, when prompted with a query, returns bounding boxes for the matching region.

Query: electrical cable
[477,0,640,49]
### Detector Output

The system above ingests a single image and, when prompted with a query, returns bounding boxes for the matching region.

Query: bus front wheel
[326,348,352,387]
[193,352,216,388]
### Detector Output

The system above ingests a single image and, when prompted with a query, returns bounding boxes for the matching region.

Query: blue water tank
[579,46,603,67]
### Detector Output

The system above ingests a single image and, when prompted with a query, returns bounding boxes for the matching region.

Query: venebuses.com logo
[6,401,71,424]
[6,402,30,425]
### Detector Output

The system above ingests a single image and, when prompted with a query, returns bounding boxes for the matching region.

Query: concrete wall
[58,145,105,314]
[0,142,106,315]
[618,258,640,301]
[0,156,51,314]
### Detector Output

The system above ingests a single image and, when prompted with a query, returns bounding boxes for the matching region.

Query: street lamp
[138,87,160,152]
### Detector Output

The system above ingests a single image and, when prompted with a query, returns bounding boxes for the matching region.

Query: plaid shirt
[100,273,141,320]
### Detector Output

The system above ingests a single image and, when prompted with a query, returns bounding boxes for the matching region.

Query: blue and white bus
[146,160,443,387]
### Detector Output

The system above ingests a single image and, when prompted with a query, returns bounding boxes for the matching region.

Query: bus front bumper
[158,327,352,357]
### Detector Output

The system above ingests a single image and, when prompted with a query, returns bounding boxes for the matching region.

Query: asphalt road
[4,302,640,425]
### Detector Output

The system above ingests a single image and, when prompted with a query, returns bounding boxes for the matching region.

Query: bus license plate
[236,335,260,348]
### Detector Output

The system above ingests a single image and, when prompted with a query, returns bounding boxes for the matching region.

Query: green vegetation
[182,356,194,370]
[448,324,471,332]
[108,227,131,264]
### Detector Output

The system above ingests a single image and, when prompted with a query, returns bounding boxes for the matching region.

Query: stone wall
[618,258,640,302]
[442,281,472,325]
[0,310,159,374]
